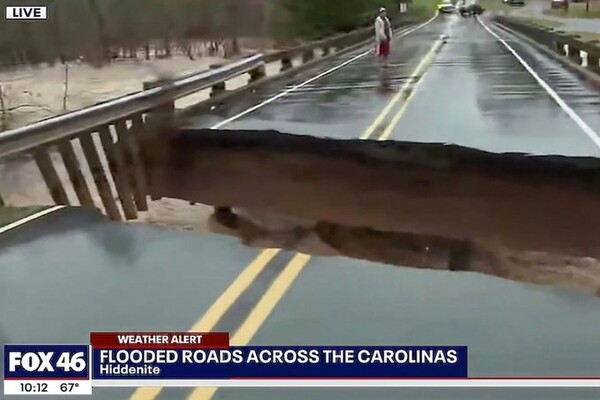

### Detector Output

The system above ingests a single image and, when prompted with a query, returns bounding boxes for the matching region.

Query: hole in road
[142,128,600,297]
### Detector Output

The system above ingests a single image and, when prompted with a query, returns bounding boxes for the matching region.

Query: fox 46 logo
[4,345,89,379]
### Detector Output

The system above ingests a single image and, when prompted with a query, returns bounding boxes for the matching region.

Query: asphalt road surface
[2,13,600,400]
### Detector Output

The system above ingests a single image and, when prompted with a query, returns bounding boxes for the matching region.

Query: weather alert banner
[4,332,468,395]
[90,332,466,381]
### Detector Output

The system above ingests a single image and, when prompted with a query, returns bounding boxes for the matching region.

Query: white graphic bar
[93,378,600,388]
[4,380,92,395]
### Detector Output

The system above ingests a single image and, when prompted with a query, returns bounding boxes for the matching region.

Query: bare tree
[87,0,111,63]
[0,0,281,67]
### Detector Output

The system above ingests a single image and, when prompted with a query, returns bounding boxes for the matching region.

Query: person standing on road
[375,7,392,65]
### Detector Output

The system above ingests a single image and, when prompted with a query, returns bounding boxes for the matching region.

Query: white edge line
[0,205,65,235]
[477,17,600,150]
[210,12,439,129]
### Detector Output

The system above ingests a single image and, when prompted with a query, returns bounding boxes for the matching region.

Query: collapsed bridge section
[141,128,600,295]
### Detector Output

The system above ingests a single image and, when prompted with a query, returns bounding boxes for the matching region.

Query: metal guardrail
[262,27,373,64]
[0,16,422,220]
[493,16,600,76]
[0,23,390,159]
[0,54,264,158]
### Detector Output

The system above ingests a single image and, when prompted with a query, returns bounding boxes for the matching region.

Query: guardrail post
[302,49,315,63]
[209,64,227,97]
[567,45,582,64]
[98,125,138,220]
[79,133,122,221]
[142,79,176,136]
[143,79,176,128]
[142,79,176,201]
[34,150,70,205]
[248,64,266,83]
[280,56,293,72]
[587,52,600,74]
[57,140,95,209]
[553,40,565,55]
[115,117,149,212]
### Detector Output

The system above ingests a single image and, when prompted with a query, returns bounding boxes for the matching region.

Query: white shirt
[375,16,392,43]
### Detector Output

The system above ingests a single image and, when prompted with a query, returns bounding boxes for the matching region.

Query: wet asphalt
[188,14,600,158]
[185,16,454,139]
[2,13,600,400]
[394,16,600,156]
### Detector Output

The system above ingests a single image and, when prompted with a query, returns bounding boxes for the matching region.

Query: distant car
[551,0,567,8]
[459,3,485,16]
[508,0,525,6]
[437,0,456,13]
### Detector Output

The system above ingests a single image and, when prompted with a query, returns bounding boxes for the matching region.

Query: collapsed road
[140,15,600,297]
[3,13,600,400]
[143,128,600,296]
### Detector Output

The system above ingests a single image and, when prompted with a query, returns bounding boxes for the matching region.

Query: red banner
[90,332,229,349]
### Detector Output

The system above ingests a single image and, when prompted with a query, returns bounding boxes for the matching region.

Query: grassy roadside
[411,0,444,16]
[477,0,514,13]
[543,3,600,19]
[0,206,50,228]
[503,15,600,42]
[510,16,564,29]
[569,30,600,41]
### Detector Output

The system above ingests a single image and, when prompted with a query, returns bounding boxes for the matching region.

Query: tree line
[274,0,408,39]
[0,0,411,67]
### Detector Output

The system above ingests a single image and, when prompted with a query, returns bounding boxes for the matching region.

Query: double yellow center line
[130,34,444,400]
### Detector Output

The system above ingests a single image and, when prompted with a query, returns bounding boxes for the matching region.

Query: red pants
[377,40,390,57]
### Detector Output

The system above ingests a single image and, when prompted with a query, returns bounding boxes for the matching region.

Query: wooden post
[248,65,266,84]
[143,81,175,129]
[302,49,315,63]
[567,45,582,64]
[98,125,138,220]
[554,40,565,55]
[280,57,293,72]
[209,64,226,97]
[115,118,149,212]
[586,52,600,73]
[34,150,69,205]
[57,140,95,208]
[142,80,176,201]
[79,133,122,221]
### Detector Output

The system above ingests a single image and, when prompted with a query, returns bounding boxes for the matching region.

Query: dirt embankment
[142,128,600,297]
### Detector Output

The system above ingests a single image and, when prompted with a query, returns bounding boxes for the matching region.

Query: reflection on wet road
[192,14,600,156]
[393,17,600,156]
[186,16,453,138]
[3,13,600,400]
[213,257,600,400]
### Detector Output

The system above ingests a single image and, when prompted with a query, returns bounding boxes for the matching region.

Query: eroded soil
[143,128,600,296]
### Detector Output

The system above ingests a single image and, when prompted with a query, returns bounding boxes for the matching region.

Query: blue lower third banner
[93,346,467,379]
